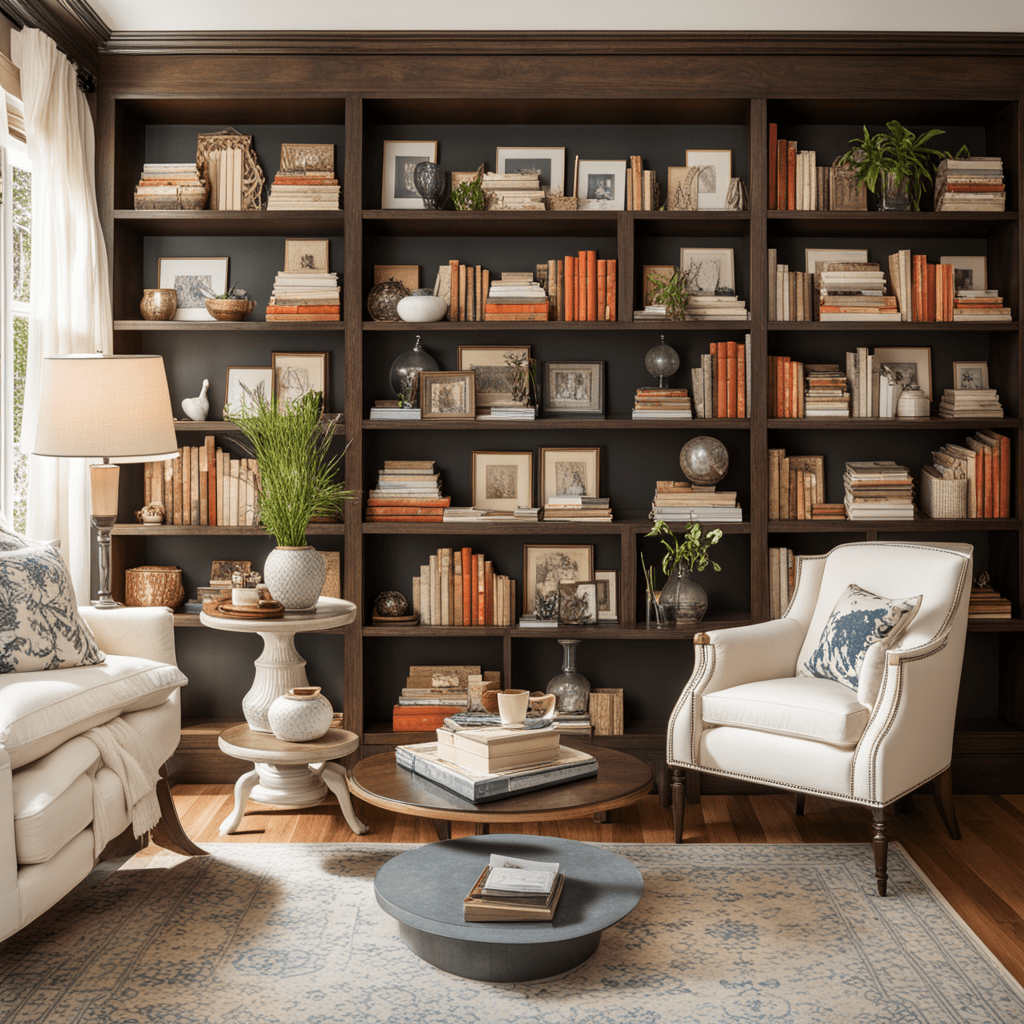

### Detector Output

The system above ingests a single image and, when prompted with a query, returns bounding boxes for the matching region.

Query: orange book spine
[781,356,791,418]
[596,259,607,322]
[565,256,576,321]
[776,138,787,211]
[1000,434,1011,517]
[736,339,746,418]
[768,122,778,210]
[607,259,617,320]
[787,140,797,210]
[912,255,925,322]
[462,548,473,625]
[716,343,727,417]
[448,260,459,321]
[991,441,1002,518]
[577,250,586,321]
[484,560,494,625]
[586,250,598,321]
[926,263,937,322]
[725,340,738,418]
[477,555,485,624]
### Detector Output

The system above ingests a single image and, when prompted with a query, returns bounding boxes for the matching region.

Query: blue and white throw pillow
[800,583,921,700]
[0,544,105,673]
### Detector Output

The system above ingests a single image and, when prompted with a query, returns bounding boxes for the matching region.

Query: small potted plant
[204,281,255,321]
[451,175,485,211]
[643,519,723,626]
[645,266,697,321]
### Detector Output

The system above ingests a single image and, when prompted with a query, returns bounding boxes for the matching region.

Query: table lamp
[32,354,179,608]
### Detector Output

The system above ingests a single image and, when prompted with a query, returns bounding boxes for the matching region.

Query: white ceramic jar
[268,687,334,742]
[397,291,449,323]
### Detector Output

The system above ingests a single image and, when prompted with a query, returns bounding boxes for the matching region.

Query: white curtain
[19,29,112,601]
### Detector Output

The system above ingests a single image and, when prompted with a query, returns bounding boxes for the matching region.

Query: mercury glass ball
[389,337,439,402]
[679,435,729,487]
[644,342,680,383]
[374,591,410,617]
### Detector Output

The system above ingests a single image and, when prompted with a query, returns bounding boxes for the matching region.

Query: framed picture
[542,361,605,417]
[643,265,677,306]
[495,146,566,195]
[157,256,228,321]
[680,247,735,295]
[594,569,619,623]
[271,351,329,409]
[805,247,870,275]
[665,167,699,211]
[539,447,600,506]
[420,370,476,419]
[284,238,329,274]
[873,346,933,399]
[224,366,273,416]
[382,140,438,209]
[953,361,990,390]
[684,149,732,210]
[210,560,252,586]
[471,451,533,511]
[558,580,599,625]
[279,143,334,175]
[575,159,627,211]
[522,544,594,617]
[458,345,531,409]
[374,264,420,291]
[940,255,988,293]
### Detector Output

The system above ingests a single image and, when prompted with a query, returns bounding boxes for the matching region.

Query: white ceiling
[87,0,1024,34]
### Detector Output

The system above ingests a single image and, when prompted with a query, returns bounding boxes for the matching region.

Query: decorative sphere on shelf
[644,335,680,387]
[367,278,409,322]
[389,336,440,404]
[679,435,729,487]
[374,591,410,617]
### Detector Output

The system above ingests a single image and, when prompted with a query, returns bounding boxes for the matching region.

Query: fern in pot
[228,386,352,610]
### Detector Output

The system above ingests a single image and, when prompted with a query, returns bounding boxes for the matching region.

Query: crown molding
[0,0,109,79]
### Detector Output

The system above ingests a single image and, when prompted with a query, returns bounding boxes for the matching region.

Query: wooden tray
[372,613,420,625]
[208,599,286,620]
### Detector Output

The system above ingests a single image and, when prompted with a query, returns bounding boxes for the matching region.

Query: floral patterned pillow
[800,583,921,697]
[1,544,105,673]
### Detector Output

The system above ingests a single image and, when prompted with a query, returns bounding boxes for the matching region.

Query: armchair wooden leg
[150,766,207,857]
[794,793,806,816]
[671,768,687,844]
[933,766,961,840]
[871,807,889,897]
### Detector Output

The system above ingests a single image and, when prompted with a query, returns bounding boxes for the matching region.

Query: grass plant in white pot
[229,386,352,610]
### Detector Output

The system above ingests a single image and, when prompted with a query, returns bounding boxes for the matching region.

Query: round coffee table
[374,833,644,981]
[349,742,652,840]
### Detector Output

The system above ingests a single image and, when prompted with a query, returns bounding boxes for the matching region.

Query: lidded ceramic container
[268,687,334,742]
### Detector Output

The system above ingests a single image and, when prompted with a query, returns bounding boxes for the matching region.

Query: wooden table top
[348,743,653,823]
[218,723,360,763]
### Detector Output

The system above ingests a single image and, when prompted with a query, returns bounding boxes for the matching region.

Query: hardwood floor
[167,784,1024,986]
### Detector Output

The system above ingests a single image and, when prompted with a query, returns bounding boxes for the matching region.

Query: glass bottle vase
[545,639,591,713]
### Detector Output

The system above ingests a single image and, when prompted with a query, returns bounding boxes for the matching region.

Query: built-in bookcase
[97,36,1024,791]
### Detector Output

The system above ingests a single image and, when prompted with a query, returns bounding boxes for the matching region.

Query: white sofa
[1,605,201,942]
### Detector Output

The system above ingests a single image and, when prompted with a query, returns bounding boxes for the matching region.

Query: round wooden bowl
[205,298,255,321]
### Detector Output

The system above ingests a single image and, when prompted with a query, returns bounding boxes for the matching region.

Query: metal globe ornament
[679,435,729,487]
[367,277,409,321]
[644,335,680,388]
[374,591,410,617]
[389,335,439,406]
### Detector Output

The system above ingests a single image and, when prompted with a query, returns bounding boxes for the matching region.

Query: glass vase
[658,565,708,626]
[413,161,446,210]
[545,639,591,713]
[646,590,668,629]
[877,172,911,211]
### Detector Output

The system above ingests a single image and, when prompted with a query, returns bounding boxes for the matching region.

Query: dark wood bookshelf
[113,320,343,331]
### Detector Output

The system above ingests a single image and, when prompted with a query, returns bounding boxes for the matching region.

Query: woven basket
[125,566,185,610]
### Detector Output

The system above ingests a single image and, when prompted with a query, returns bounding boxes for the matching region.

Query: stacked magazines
[464,852,566,922]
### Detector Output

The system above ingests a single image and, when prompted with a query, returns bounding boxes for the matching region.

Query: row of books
[919,430,1011,519]
[632,387,693,419]
[767,451,826,521]
[691,336,751,418]
[968,579,1012,619]
[143,438,258,527]
[395,664,500,715]
[934,157,1005,212]
[206,147,248,211]
[767,128,854,211]
[543,495,613,523]
[481,171,544,211]
[266,269,341,322]
[366,460,446,522]
[411,546,517,626]
[626,155,659,210]
[769,546,796,619]
[484,271,549,321]
[844,461,914,521]
[769,262,815,322]
[650,479,743,523]
[937,389,1004,419]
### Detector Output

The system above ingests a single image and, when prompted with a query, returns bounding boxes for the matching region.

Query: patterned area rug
[2,842,1022,1024]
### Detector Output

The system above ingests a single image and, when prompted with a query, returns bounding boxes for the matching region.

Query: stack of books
[481,171,545,210]
[769,260,815,321]
[650,480,743,523]
[370,399,421,421]
[921,432,1009,519]
[691,337,750,418]
[935,157,1005,212]
[768,546,796,618]
[804,364,850,417]
[485,272,549,322]
[686,292,749,321]
[436,724,560,774]
[266,270,341,322]
[433,262,487,322]
[937,388,1004,418]
[463,852,565,923]
[632,387,693,419]
[412,546,516,626]
[366,461,449,523]
[769,356,804,417]
[843,461,915,521]
[953,290,1013,323]
[969,580,1012,620]
[133,162,205,208]
[551,711,593,736]
[768,451,825,521]
[818,262,898,322]
[392,665,504,732]
[477,405,537,421]
[267,164,340,211]
[767,128,831,210]
[543,495,613,522]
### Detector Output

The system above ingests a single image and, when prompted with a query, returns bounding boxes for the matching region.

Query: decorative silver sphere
[679,435,729,487]
[389,335,439,405]
[644,335,680,388]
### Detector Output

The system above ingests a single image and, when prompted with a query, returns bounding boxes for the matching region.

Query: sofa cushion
[701,676,871,747]
[0,655,186,769]
[1,544,104,673]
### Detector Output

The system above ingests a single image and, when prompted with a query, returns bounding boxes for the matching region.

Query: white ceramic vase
[264,545,326,611]
[397,292,449,323]
[268,686,334,742]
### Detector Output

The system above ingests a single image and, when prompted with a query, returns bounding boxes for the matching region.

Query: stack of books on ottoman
[464,853,565,922]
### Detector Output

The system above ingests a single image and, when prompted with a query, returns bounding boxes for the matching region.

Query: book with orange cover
[198,447,207,523]
[926,263,936,322]
[449,259,459,321]
[180,446,191,525]
[781,356,792,417]
[597,260,607,322]
[736,341,746,418]
[476,265,483,323]
[366,497,452,507]
[484,303,549,313]
[586,250,598,321]
[459,264,467,322]
[564,256,576,321]
[266,305,341,314]
[190,447,200,526]
[979,430,1011,518]
[484,560,494,625]
[577,250,586,321]
[607,259,617,320]
[768,123,778,210]
[366,514,444,522]
[787,141,797,210]
[716,343,727,417]
[777,138,788,210]
[911,255,926,322]
[725,341,738,417]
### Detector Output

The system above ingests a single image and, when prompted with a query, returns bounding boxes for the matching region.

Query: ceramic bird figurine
[182,379,210,421]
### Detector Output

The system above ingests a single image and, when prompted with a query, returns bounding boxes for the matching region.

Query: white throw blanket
[84,718,162,854]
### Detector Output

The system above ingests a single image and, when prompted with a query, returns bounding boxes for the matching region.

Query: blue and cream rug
[2,842,1022,1023]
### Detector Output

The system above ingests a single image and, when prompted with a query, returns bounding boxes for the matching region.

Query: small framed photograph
[594,569,619,622]
[472,451,533,511]
[643,265,677,305]
[157,256,229,321]
[685,149,732,210]
[271,351,329,409]
[558,580,599,625]
[575,159,627,211]
[805,247,869,275]
[210,560,252,586]
[458,345,531,409]
[940,255,988,293]
[665,167,699,211]
[382,140,438,209]
[420,370,476,419]
[680,247,735,295]
[543,361,605,417]
[284,238,329,274]
[495,146,566,195]
[539,447,600,506]
[522,544,594,617]
[224,366,273,416]
[374,264,420,291]
[279,143,334,175]
[873,346,933,399]
[953,361,989,390]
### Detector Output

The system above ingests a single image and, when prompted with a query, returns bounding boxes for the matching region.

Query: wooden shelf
[767,210,1018,237]
[113,523,344,536]
[768,518,1020,532]
[361,519,751,535]
[768,321,1018,332]
[363,416,749,430]
[768,417,1020,430]
[114,319,342,331]
[113,209,344,236]
[363,319,627,331]
[362,210,619,237]
[172,417,343,434]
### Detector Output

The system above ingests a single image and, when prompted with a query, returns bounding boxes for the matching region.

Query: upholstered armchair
[667,541,972,895]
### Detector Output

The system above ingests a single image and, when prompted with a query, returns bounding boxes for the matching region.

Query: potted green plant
[646,266,697,320]
[643,519,723,626]
[227,386,353,610]
[451,175,485,211]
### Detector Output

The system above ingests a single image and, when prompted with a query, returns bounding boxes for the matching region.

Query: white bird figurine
[182,379,210,421]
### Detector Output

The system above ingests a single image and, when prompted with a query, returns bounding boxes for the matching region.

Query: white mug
[232,587,259,606]
[496,689,531,726]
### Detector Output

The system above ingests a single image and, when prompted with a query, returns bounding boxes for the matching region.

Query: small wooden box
[589,688,624,735]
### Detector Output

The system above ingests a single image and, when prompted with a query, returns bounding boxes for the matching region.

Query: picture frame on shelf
[382,140,438,209]
[495,147,566,195]
[539,447,600,506]
[680,247,735,295]
[374,264,420,291]
[522,543,594,617]
[157,256,229,321]
[594,569,619,623]
[643,265,677,305]
[873,346,933,399]
[271,351,329,409]
[804,247,870,275]
[210,560,252,587]
[420,370,476,419]
[458,345,531,410]
[224,366,273,416]
[284,238,330,274]
[471,451,533,511]
[684,149,732,210]
[940,255,988,292]
[953,361,989,390]
[665,167,699,211]
[279,143,334,175]
[575,159,627,211]
[542,361,605,417]
[557,580,599,625]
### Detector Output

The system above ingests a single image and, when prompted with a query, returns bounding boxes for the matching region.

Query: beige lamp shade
[33,354,179,462]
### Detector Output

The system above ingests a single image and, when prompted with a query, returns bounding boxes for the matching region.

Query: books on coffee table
[464,853,565,922]
[435,725,560,774]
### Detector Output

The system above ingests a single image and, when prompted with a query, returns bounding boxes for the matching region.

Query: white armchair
[667,541,972,895]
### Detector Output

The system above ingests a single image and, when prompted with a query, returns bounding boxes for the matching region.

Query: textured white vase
[397,293,449,323]
[268,686,334,742]
[264,545,326,611]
